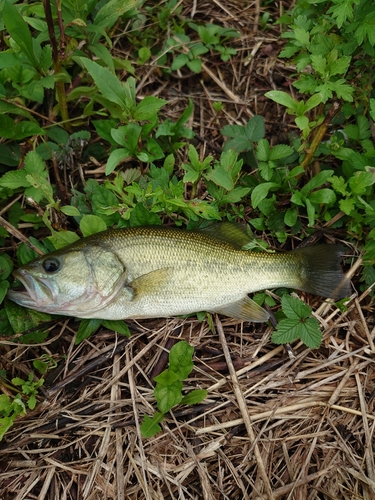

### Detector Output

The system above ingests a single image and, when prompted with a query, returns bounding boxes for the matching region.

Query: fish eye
[42,258,61,273]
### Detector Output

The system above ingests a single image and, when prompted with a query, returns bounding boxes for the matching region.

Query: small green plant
[141,341,207,437]
[272,295,323,348]
[0,373,44,440]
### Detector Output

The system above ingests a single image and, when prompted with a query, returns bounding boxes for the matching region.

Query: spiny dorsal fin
[200,222,254,249]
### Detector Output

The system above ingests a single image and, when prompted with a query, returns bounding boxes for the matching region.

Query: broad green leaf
[256,139,270,162]
[154,370,181,386]
[304,94,323,111]
[308,188,336,205]
[106,148,131,175]
[135,96,167,121]
[187,58,202,73]
[169,341,194,380]
[75,319,102,344]
[0,417,14,441]
[284,207,298,227]
[171,54,189,71]
[4,299,51,339]
[245,115,265,142]
[48,231,80,250]
[60,206,81,217]
[349,171,375,195]
[221,187,251,203]
[269,144,294,161]
[3,1,38,68]
[0,281,9,305]
[129,203,162,227]
[251,182,279,209]
[0,256,12,281]
[265,90,297,110]
[80,214,107,237]
[155,380,183,413]
[300,170,334,196]
[80,58,127,109]
[101,320,131,337]
[295,115,309,131]
[95,0,139,27]
[281,295,312,320]
[0,170,29,189]
[205,167,234,191]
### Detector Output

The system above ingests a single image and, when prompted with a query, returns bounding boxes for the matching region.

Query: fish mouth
[8,269,55,308]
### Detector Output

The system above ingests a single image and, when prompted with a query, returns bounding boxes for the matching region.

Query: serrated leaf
[245,115,265,142]
[348,171,375,195]
[339,197,356,215]
[269,144,294,161]
[155,380,183,413]
[281,295,312,320]
[169,341,194,380]
[272,315,322,348]
[0,170,29,190]
[256,139,270,162]
[140,412,163,438]
[180,389,207,405]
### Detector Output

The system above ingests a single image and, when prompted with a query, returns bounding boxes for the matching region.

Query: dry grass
[1,1,375,499]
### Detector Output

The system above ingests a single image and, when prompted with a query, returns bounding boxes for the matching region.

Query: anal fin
[213,296,270,322]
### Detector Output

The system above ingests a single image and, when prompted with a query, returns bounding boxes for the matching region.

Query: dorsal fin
[200,222,253,249]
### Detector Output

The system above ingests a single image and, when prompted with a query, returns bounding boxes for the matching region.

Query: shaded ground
[1,1,375,499]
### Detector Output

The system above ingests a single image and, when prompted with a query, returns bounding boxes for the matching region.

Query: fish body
[7,225,351,322]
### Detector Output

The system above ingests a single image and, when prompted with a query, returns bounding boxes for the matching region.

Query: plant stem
[43,0,70,127]
[300,101,341,171]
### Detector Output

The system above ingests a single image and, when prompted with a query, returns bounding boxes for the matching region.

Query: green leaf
[300,170,334,196]
[251,182,279,209]
[245,115,265,142]
[205,167,234,191]
[155,380,183,413]
[0,281,9,305]
[129,203,162,226]
[180,389,207,405]
[284,207,298,227]
[0,170,29,189]
[281,295,312,320]
[48,231,80,250]
[101,320,131,336]
[80,58,127,109]
[169,341,194,380]
[3,1,38,68]
[349,171,375,195]
[265,90,297,110]
[339,197,356,215]
[60,206,81,217]
[269,144,294,161]
[140,412,163,438]
[80,214,107,237]
[308,188,336,205]
[106,148,131,175]
[75,319,102,344]
[0,255,12,281]
[0,417,14,440]
[154,370,181,386]
[4,299,51,340]
[256,139,270,162]
[171,54,189,70]
[135,96,167,121]
[187,58,202,73]
[295,115,309,131]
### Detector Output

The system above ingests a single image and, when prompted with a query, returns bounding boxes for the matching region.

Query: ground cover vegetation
[0,0,374,498]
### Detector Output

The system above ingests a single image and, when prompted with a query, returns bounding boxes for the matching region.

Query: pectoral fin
[128,268,172,299]
[213,296,270,322]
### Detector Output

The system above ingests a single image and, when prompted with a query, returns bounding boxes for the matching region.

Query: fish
[7,224,351,322]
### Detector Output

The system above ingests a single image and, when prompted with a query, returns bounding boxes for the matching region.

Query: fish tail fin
[294,245,351,300]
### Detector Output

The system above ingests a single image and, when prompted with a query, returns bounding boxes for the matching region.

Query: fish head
[8,245,128,317]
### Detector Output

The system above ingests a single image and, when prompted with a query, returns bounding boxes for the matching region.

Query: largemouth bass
[7,225,351,322]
